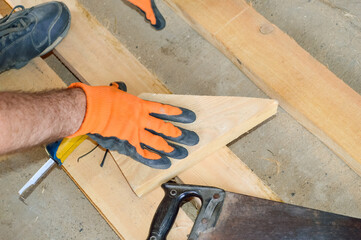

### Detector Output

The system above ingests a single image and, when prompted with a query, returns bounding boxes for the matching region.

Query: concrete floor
[1,0,361,239]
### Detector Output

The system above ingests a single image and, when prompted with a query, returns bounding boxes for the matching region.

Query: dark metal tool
[148,182,361,240]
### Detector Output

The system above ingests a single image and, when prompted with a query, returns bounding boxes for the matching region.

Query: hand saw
[148,183,361,240]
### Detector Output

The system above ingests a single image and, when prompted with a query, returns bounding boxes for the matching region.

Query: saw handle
[147,182,225,240]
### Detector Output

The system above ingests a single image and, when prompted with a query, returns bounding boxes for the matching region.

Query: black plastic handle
[147,183,225,240]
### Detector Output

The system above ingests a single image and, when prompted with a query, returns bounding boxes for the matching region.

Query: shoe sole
[40,18,71,56]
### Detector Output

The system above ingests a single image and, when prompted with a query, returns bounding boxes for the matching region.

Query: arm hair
[0,88,86,155]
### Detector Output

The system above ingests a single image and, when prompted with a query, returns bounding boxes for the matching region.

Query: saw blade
[196,192,361,240]
[148,183,361,240]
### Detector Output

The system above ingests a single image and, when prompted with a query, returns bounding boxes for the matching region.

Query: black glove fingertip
[176,128,199,146]
[150,0,166,30]
[150,107,196,124]
[140,155,171,169]
[141,142,188,160]
[146,127,199,146]
[166,142,188,159]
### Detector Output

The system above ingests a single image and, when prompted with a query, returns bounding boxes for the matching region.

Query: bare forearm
[0,88,86,155]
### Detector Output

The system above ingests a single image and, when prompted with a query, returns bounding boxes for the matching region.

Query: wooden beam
[164,0,361,176]
[117,94,278,196]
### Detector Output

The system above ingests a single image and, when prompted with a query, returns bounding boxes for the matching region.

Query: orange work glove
[68,82,198,169]
[126,0,165,30]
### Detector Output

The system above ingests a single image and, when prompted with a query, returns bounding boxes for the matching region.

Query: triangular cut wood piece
[112,94,278,197]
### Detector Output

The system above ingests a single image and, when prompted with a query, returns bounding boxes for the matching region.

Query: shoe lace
[0,5,31,47]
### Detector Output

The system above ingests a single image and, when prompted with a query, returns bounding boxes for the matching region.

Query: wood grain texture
[116,94,278,196]
[0,0,10,15]
[164,0,361,176]
[179,147,281,201]
[0,58,66,90]
[0,60,193,239]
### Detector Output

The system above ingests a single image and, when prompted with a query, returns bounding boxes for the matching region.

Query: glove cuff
[67,82,112,138]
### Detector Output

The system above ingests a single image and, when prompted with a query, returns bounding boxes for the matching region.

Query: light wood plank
[116,94,278,196]
[164,0,361,176]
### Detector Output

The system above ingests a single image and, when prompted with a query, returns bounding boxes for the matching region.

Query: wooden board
[117,94,278,196]
[3,0,281,238]
[164,0,361,176]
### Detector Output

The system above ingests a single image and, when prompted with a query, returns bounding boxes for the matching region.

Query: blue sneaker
[0,1,71,73]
